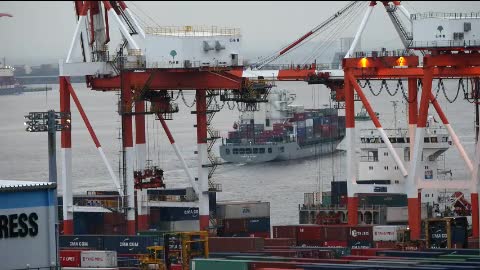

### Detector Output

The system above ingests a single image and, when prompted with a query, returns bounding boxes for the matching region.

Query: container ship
[0,63,52,95]
[220,89,346,163]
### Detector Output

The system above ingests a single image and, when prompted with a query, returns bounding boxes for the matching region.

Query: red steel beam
[89,69,245,91]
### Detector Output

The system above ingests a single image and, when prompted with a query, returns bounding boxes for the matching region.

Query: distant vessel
[355,105,380,121]
[0,61,52,95]
[219,89,346,163]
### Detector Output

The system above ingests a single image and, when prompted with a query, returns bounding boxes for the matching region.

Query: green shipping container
[191,259,250,270]
[322,195,332,206]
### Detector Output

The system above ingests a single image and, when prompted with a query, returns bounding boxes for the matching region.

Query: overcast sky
[1,1,479,66]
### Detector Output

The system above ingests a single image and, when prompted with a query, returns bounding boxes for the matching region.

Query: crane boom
[255,1,360,69]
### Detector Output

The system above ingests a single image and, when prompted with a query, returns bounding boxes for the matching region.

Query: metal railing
[409,39,480,49]
[411,11,480,20]
[299,204,386,211]
[145,26,241,37]
[353,49,413,58]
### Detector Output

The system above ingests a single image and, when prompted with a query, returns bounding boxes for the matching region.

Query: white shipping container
[306,119,313,127]
[217,201,270,219]
[373,225,407,241]
[386,206,427,223]
[81,251,117,268]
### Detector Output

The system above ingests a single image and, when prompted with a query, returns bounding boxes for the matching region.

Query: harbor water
[0,80,476,226]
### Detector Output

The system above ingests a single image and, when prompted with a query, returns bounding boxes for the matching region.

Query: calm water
[0,80,476,225]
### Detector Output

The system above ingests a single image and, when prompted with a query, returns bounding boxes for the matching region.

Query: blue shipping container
[59,235,104,249]
[103,235,163,254]
[247,217,270,232]
[158,207,199,221]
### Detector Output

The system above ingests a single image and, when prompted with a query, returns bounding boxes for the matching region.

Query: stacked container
[217,201,271,238]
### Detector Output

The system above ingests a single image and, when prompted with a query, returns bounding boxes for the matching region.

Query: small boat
[355,105,379,121]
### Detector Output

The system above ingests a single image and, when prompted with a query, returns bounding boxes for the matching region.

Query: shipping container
[387,206,428,223]
[60,235,104,250]
[217,201,270,219]
[209,237,264,252]
[60,250,82,267]
[153,220,199,232]
[297,225,324,241]
[373,225,406,242]
[150,207,199,222]
[264,238,296,247]
[103,235,163,254]
[223,218,248,233]
[348,226,373,241]
[247,217,271,232]
[80,250,117,268]
[373,241,398,249]
[323,225,349,241]
[323,241,348,247]
[74,212,105,234]
[359,194,408,207]
[272,225,297,240]
[347,240,372,249]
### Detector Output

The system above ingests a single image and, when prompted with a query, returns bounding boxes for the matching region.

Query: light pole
[24,110,71,269]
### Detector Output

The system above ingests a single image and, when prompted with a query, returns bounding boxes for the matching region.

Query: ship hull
[0,86,51,96]
[220,138,343,163]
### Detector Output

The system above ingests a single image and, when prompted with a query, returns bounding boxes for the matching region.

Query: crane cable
[302,1,365,63]
[302,2,366,64]
[256,1,362,68]
[286,1,365,64]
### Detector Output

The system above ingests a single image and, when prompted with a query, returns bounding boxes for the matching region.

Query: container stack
[272,224,397,249]
[217,201,271,238]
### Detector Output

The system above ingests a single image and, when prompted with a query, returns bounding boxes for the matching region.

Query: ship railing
[222,141,280,146]
[299,204,386,211]
[145,25,241,37]
[255,63,337,71]
[69,196,122,210]
[353,49,413,58]
[409,40,480,49]
[411,11,480,20]
[147,194,196,202]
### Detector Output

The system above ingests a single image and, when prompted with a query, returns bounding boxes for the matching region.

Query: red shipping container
[209,237,264,252]
[224,218,248,233]
[249,232,270,238]
[322,225,349,241]
[60,250,82,267]
[296,225,324,241]
[264,238,296,247]
[373,241,398,249]
[323,240,348,247]
[348,225,373,241]
[170,264,182,270]
[272,225,297,240]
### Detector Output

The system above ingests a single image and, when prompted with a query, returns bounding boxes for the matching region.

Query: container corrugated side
[80,250,117,268]
[217,202,270,219]
[373,225,406,241]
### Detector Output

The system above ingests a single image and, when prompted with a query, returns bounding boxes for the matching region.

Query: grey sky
[1,1,479,65]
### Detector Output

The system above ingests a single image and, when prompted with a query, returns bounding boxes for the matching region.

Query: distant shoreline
[16,76,85,85]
